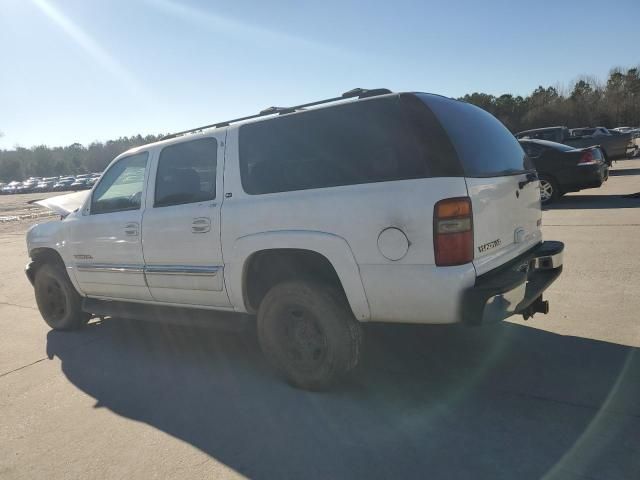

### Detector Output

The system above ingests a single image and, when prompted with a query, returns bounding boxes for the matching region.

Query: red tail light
[578,150,597,165]
[434,197,473,266]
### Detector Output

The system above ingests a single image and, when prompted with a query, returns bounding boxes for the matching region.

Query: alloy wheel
[539,179,553,203]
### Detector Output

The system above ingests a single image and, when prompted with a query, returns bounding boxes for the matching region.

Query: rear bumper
[561,164,608,191]
[462,241,564,325]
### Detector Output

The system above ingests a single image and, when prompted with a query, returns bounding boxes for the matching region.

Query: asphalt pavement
[1,160,639,479]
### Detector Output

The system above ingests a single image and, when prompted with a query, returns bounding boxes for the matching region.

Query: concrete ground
[1,161,639,479]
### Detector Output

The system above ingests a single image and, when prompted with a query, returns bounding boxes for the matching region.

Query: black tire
[34,263,90,330]
[257,281,362,391]
[538,174,559,205]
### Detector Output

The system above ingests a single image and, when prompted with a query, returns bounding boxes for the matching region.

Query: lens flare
[30,0,150,101]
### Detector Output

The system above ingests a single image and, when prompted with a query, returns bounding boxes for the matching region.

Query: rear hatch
[418,94,542,275]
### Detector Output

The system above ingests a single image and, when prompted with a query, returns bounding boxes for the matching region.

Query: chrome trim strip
[144,265,220,276]
[76,264,144,274]
[75,264,221,276]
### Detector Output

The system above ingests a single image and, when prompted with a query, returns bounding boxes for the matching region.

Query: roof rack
[161,87,392,140]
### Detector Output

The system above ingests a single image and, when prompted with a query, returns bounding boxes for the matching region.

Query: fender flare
[226,230,371,321]
[27,222,86,296]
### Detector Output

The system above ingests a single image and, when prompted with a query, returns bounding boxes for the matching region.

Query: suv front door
[67,151,152,301]
[141,134,230,307]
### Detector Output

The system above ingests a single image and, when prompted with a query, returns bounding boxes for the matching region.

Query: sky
[1,0,639,149]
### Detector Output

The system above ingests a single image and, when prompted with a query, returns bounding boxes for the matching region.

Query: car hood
[34,191,89,216]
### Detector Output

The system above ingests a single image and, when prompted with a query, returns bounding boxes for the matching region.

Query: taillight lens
[434,197,473,266]
[578,150,597,166]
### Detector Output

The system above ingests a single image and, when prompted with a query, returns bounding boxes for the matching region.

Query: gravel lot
[1,162,639,479]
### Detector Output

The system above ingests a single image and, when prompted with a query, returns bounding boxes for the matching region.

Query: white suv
[26,88,564,390]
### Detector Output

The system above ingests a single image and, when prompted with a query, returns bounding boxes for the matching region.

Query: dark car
[519,139,609,204]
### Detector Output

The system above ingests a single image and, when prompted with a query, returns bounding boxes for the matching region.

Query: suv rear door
[419,94,542,275]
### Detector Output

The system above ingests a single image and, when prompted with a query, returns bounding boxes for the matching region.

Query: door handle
[192,217,211,233]
[124,222,139,236]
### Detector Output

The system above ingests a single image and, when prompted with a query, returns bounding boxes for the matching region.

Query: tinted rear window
[239,95,461,195]
[418,94,530,176]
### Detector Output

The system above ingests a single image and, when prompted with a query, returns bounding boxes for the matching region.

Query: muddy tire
[34,263,90,330]
[257,281,362,391]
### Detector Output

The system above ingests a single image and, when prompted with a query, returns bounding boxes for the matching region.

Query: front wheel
[257,281,362,391]
[34,263,90,330]
[539,175,559,205]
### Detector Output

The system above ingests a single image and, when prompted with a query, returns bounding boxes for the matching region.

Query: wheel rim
[40,276,67,322]
[280,306,328,373]
[539,179,553,202]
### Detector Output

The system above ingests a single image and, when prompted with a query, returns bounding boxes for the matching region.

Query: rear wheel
[34,263,90,330]
[538,175,559,205]
[257,281,362,390]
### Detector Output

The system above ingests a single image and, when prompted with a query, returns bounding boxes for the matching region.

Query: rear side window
[239,96,460,195]
[419,94,531,177]
[155,138,217,207]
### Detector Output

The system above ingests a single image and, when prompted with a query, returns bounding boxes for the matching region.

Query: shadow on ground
[608,167,640,177]
[545,193,640,210]
[46,319,640,480]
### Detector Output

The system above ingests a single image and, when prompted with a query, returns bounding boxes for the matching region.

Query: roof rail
[161,87,392,140]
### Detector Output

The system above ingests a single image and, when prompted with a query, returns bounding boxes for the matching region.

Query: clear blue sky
[1,0,638,149]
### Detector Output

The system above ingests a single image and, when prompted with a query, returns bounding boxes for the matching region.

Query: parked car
[611,126,640,134]
[25,88,564,390]
[1,181,21,194]
[20,178,40,193]
[519,139,609,204]
[69,178,91,190]
[53,177,76,191]
[570,126,611,137]
[34,179,56,192]
[515,126,632,160]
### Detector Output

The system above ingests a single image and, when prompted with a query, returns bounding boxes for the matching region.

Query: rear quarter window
[239,95,461,195]
[418,94,530,177]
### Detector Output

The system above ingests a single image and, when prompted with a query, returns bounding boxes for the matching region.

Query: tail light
[577,150,597,166]
[434,197,473,266]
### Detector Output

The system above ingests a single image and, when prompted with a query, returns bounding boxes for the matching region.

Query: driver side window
[91,152,148,215]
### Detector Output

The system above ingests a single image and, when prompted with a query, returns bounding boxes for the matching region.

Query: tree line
[2,65,640,182]
[0,134,164,182]
[460,65,640,133]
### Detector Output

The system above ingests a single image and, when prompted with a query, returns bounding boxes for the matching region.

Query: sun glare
[30,0,150,101]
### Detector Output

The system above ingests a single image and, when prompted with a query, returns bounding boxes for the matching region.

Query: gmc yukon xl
[26,88,564,390]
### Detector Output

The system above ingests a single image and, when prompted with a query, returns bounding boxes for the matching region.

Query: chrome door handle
[192,217,211,233]
[124,222,139,236]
